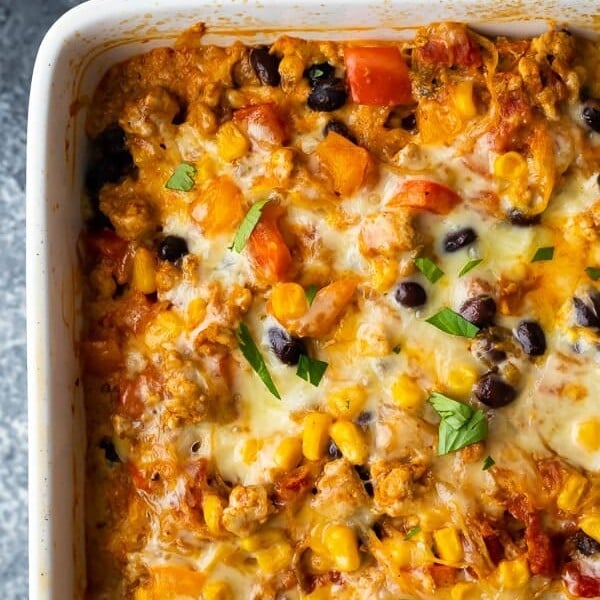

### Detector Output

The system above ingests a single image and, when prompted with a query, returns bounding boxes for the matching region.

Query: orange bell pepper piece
[315,131,373,197]
[192,175,245,236]
[247,204,292,283]
[389,180,462,215]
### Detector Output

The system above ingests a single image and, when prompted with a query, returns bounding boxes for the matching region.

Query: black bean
[401,113,417,132]
[459,295,496,328]
[99,437,121,463]
[354,465,374,496]
[474,372,517,408]
[514,321,546,356]
[574,531,600,556]
[395,281,427,308]
[305,62,335,87]
[443,227,477,252]
[158,235,189,263]
[268,328,306,366]
[506,209,541,227]
[250,47,281,86]
[582,99,600,133]
[328,440,342,459]
[573,297,600,328]
[86,125,135,196]
[323,119,356,143]
[96,124,128,155]
[356,411,373,428]
[307,78,347,112]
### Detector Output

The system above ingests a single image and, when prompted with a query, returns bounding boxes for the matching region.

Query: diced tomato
[82,229,131,282]
[414,25,482,69]
[483,533,504,565]
[389,180,462,214]
[247,205,292,283]
[563,562,600,598]
[525,513,556,577]
[429,564,457,587]
[233,103,288,146]
[128,463,150,492]
[81,338,123,377]
[83,229,129,263]
[118,368,160,419]
[344,46,413,106]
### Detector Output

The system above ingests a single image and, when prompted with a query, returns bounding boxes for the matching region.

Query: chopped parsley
[413,257,444,283]
[165,162,196,191]
[425,308,480,338]
[237,322,280,399]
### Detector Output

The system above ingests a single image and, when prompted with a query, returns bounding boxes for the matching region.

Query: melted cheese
[82,24,600,600]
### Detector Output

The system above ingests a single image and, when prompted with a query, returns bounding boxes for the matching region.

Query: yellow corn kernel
[327,386,367,419]
[451,582,479,600]
[391,374,425,411]
[329,420,369,465]
[580,515,600,543]
[216,121,249,162]
[304,586,332,600]
[241,438,263,464]
[577,418,600,451]
[371,256,398,293]
[132,247,157,294]
[382,538,413,568]
[270,282,309,323]
[433,527,464,563]
[557,472,589,513]
[278,54,305,85]
[196,155,217,182]
[494,151,528,181]
[202,494,224,535]
[241,528,285,552]
[187,297,207,328]
[268,147,295,183]
[497,557,530,589]
[255,542,293,573]
[453,80,477,119]
[274,437,303,471]
[444,365,478,399]
[302,412,333,461]
[144,311,184,348]
[203,581,233,600]
[323,525,361,572]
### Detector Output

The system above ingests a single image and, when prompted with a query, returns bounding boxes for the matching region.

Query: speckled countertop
[0,1,83,598]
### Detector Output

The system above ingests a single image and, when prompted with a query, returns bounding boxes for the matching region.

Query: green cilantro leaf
[585,267,600,281]
[297,354,328,387]
[458,258,483,277]
[237,322,280,399]
[305,284,319,305]
[531,246,554,262]
[482,455,495,470]
[425,307,480,338]
[165,162,196,191]
[428,392,488,455]
[414,257,444,283]
[404,526,421,540]
[230,199,271,253]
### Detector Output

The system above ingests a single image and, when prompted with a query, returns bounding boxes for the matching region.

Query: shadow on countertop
[0,2,85,599]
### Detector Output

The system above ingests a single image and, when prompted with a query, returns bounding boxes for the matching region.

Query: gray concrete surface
[0,1,84,598]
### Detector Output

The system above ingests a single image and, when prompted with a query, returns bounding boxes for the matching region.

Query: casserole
[26,1,600,599]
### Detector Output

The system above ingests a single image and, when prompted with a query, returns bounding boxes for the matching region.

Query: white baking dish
[26,1,600,598]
